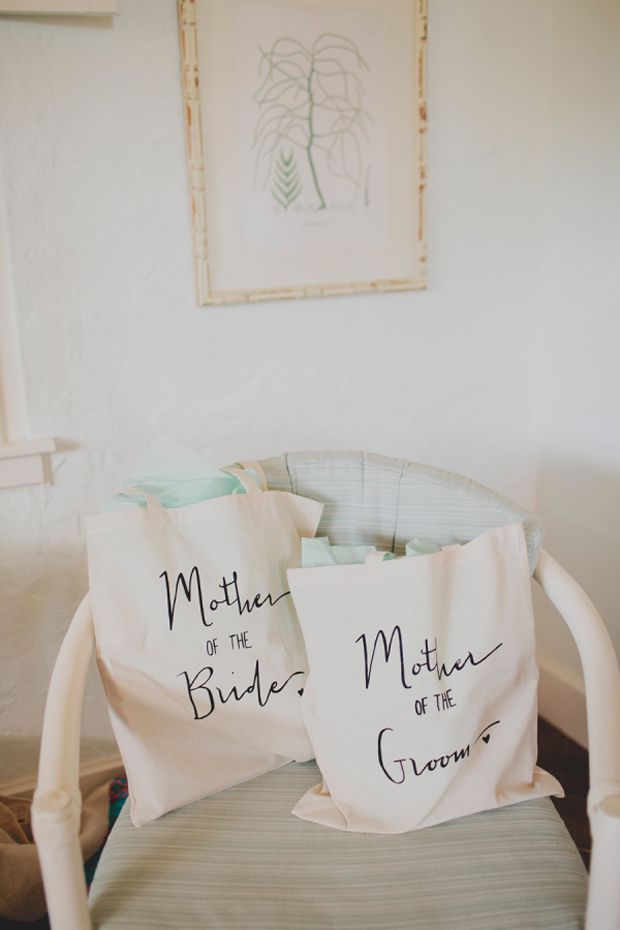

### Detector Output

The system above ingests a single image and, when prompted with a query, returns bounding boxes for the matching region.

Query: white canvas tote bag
[287,523,562,833]
[86,465,323,826]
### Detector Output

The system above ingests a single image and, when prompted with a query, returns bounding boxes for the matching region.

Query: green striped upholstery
[90,453,585,929]
[90,763,586,930]
[261,452,543,570]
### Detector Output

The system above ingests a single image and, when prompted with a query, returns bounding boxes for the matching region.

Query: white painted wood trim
[0,1,119,14]
[538,654,588,749]
[0,437,55,489]
[0,438,54,458]
[0,164,29,442]
[0,166,56,488]
[0,752,123,800]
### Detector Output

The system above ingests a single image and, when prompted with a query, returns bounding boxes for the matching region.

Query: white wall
[0,0,614,785]
[533,0,620,685]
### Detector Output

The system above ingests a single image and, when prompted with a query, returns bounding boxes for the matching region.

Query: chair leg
[534,550,620,929]
[32,788,91,930]
[32,595,95,930]
[586,795,620,930]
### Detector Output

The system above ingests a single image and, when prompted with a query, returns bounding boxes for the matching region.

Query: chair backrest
[260,451,543,572]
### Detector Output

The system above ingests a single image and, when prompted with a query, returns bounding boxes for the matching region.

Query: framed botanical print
[179,0,427,305]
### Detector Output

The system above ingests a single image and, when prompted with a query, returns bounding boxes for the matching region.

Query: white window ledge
[0,438,55,489]
[0,2,118,14]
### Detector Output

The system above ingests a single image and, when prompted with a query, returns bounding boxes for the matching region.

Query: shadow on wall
[0,14,114,30]
[535,453,620,662]
[1,539,116,788]
[0,735,117,795]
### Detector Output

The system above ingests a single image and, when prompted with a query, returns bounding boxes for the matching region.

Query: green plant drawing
[271,147,302,209]
[253,32,373,211]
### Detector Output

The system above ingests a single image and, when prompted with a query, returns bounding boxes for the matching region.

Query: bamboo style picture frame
[179,0,427,305]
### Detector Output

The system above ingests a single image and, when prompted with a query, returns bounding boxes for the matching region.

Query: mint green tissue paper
[301,535,443,568]
[405,537,441,556]
[105,436,248,510]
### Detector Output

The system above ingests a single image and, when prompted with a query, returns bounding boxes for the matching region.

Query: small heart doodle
[297,688,304,696]
[482,734,491,744]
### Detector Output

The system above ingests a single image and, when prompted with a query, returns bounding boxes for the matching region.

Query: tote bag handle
[238,460,268,492]
[117,487,165,512]
[222,461,267,494]
[222,462,265,495]
[115,461,266,508]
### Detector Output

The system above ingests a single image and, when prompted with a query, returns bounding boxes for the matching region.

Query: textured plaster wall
[0,0,607,784]
[531,0,620,680]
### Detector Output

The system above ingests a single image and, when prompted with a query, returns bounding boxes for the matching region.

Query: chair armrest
[31,594,95,930]
[534,550,620,930]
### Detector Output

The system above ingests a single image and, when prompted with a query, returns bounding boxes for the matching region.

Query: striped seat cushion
[90,761,587,930]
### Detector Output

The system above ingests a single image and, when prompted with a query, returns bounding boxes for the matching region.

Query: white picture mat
[233,2,389,261]
[185,0,425,302]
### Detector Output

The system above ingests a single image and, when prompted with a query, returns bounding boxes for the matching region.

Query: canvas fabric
[287,523,562,833]
[86,466,323,826]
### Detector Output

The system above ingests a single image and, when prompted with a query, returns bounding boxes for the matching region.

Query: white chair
[32,452,620,930]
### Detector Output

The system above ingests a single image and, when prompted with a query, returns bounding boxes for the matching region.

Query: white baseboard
[0,752,124,799]
[538,657,588,749]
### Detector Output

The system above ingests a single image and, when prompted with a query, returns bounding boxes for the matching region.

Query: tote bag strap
[116,487,166,512]
[238,460,268,492]
[222,464,264,495]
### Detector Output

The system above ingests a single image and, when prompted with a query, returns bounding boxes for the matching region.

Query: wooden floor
[537,717,591,868]
[0,719,590,930]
